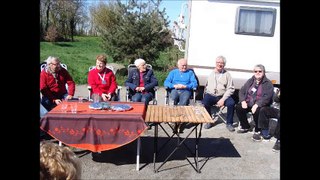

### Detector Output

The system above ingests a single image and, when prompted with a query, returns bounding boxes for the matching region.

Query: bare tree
[40,0,86,41]
[40,0,52,40]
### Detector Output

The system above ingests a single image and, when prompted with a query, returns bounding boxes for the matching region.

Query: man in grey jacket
[202,56,236,132]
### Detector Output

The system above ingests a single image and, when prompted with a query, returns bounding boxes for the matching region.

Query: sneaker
[204,123,214,129]
[261,134,272,141]
[226,124,235,132]
[272,140,280,152]
[252,133,262,141]
[237,128,249,133]
[256,129,272,141]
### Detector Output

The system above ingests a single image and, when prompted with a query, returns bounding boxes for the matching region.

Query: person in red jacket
[40,56,75,111]
[88,54,118,101]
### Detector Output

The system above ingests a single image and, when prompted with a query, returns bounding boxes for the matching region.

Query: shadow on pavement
[91,136,240,171]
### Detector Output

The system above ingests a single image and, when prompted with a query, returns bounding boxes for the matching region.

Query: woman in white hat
[125,58,158,106]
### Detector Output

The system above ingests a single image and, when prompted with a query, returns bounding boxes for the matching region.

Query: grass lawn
[40,36,180,86]
[40,36,108,85]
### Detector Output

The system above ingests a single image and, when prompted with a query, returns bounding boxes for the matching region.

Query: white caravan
[175,0,280,90]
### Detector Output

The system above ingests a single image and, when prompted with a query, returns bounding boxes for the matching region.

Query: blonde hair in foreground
[40,141,81,180]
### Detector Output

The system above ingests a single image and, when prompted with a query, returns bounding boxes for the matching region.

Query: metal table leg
[153,123,202,173]
[136,137,140,171]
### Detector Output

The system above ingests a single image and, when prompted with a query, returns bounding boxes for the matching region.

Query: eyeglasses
[254,70,262,73]
[50,63,60,66]
[216,61,225,64]
[96,62,106,66]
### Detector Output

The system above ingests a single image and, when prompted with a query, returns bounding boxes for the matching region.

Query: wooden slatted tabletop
[145,105,213,123]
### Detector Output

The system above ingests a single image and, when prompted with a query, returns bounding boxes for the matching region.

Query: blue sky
[160,0,188,24]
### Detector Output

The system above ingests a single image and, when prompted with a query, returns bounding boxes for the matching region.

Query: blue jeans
[41,93,68,111]
[131,92,153,106]
[202,93,235,125]
[170,89,191,105]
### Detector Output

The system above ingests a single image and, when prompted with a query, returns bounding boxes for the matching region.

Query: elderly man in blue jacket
[164,58,198,106]
[164,58,198,133]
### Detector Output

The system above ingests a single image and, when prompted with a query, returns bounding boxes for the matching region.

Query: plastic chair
[211,105,227,123]
[201,90,227,123]
[87,65,122,101]
[40,62,46,71]
[125,64,158,105]
[202,80,231,124]
[60,63,67,70]
[271,87,280,109]
[40,62,68,71]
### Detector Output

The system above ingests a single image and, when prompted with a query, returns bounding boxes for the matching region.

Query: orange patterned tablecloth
[40,101,147,152]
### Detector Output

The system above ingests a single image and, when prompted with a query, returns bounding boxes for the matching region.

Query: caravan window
[235,6,277,37]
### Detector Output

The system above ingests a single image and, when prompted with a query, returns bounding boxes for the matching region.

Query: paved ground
[70,85,280,179]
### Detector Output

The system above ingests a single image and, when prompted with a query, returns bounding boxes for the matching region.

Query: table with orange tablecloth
[40,101,147,170]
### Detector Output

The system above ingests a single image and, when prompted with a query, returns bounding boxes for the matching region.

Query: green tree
[90,0,172,66]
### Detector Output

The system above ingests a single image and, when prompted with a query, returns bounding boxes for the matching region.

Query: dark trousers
[274,118,280,140]
[202,93,235,125]
[259,106,280,139]
[41,93,68,111]
[235,104,261,132]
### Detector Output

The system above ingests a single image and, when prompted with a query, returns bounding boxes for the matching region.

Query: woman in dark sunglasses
[235,64,274,135]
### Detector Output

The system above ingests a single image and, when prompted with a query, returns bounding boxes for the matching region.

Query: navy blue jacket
[125,68,158,97]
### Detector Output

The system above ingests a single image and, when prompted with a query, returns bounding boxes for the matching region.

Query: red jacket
[88,67,118,95]
[40,68,75,102]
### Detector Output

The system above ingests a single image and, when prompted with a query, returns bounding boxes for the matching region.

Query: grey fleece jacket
[204,69,235,101]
